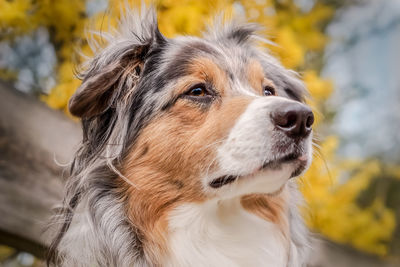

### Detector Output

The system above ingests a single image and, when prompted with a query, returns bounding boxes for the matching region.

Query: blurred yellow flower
[272,26,304,68]
[0,0,31,36]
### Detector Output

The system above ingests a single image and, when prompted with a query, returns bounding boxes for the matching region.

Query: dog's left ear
[69,13,166,119]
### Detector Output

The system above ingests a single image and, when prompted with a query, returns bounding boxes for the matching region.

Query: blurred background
[0,0,399,266]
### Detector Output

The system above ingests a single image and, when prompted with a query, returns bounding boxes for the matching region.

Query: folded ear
[69,9,166,118]
[69,47,145,118]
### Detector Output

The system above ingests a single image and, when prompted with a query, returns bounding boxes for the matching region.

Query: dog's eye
[181,84,214,104]
[264,85,275,96]
[188,85,207,97]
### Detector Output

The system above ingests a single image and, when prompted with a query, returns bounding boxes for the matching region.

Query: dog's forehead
[137,33,306,118]
[161,37,255,81]
[153,35,305,101]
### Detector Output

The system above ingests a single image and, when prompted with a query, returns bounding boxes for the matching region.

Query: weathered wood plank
[0,82,81,257]
[309,238,398,267]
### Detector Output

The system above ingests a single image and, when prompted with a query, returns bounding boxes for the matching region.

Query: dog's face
[69,13,313,207]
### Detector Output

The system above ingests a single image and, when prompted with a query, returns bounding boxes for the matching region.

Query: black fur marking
[209,175,238,188]
[284,87,302,102]
[225,25,258,44]
[161,41,219,86]
[186,41,219,55]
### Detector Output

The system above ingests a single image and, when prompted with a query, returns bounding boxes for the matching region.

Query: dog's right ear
[69,10,166,119]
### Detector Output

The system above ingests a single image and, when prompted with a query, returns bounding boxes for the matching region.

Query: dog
[48,6,314,267]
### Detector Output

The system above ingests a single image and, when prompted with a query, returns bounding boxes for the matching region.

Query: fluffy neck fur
[165,197,290,267]
[56,180,309,267]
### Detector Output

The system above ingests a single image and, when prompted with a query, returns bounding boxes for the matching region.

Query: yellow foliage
[0,0,31,36]
[43,61,80,112]
[158,2,209,36]
[304,70,333,102]
[242,1,334,69]
[302,150,396,256]
[291,4,333,51]
[0,68,17,81]
[272,26,304,68]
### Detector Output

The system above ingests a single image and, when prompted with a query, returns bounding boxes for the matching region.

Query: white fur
[165,198,289,267]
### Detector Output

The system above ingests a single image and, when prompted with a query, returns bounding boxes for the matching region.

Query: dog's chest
[164,200,289,267]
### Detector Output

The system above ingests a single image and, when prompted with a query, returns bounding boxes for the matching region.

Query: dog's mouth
[209,152,308,189]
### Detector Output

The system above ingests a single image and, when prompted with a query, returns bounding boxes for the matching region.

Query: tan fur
[170,57,231,97]
[189,57,230,94]
[247,59,276,95]
[240,188,289,233]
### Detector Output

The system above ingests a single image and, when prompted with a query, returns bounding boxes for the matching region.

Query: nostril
[305,112,314,129]
[283,112,297,128]
[273,111,297,129]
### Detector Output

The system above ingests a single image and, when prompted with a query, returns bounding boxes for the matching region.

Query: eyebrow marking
[246,59,265,94]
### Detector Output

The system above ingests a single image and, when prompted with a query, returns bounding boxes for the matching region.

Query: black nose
[272,102,314,138]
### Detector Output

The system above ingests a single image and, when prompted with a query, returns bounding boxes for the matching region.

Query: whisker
[205,155,219,179]
[312,144,333,184]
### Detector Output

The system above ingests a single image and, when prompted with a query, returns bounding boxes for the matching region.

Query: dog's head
[69,8,313,209]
